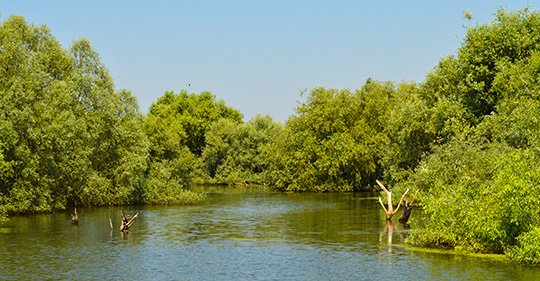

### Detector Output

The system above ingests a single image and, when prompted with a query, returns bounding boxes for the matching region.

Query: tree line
[3,9,540,263]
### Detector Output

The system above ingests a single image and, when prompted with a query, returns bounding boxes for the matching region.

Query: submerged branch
[376,180,410,221]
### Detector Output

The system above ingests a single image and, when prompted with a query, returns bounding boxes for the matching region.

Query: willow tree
[143,90,241,203]
[0,16,81,213]
[266,82,396,192]
[0,16,150,217]
[69,39,149,206]
[202,115,282,185]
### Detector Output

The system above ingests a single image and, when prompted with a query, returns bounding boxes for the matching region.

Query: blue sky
[0,1,536,122]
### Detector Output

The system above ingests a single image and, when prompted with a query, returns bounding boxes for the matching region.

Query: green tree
[427,9,540,119]
[147,90,243,157]
[202,115,282,184]
[0,16,154,218]
[381,82,436,184]
[143,90,241,199]
[0,16,80,213]
[266,82,396,192]
[68,39,150,205]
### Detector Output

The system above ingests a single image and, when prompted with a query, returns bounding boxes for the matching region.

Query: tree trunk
[376,180,409,221]
[71,208,78,225]
[398,201,412,224]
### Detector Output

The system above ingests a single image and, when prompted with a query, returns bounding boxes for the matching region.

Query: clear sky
[0,1,536,122]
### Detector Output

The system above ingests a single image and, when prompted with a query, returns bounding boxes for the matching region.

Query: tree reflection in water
[379,220,410,251]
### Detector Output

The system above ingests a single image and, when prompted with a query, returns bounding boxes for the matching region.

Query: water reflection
[379,220,410,253]
[1,188,540,280]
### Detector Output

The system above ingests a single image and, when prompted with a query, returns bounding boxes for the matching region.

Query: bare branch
[376,180,390,194]
[376,180,410,221]
[127,213,138,228]
[120,212,139,232]
[378,197,389,213]
[395,188,410,212]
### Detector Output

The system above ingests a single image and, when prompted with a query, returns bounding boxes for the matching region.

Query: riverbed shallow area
[1,187,539,280]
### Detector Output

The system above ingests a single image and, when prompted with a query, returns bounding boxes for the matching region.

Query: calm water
[1,187,539,280]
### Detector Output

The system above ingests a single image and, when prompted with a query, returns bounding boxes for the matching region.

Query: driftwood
[71,208,79,225]
[377,180,409,221]
[120,211,138,232]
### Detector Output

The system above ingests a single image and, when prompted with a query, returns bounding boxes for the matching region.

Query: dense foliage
[203,115,282,185]
[142,90,265,202]
[398,9,540,263]
[265,84,392,191]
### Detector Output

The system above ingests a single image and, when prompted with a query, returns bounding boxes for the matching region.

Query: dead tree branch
[120,211,138,232]
[376,180,409,221]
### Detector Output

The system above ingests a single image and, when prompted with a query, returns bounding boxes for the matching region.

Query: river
[1,187,539,280]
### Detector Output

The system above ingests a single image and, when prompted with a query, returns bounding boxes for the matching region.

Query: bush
[406,143,540,256]
[144,160,206,205]
[508,227,540,264]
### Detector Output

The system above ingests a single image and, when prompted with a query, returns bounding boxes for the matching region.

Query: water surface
[1,187,539,280]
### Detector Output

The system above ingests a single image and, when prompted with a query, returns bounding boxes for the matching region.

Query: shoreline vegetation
[3,8,540,263]
[397,244,511,263]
